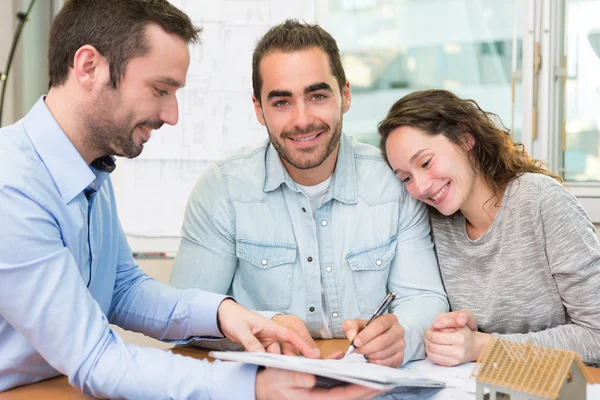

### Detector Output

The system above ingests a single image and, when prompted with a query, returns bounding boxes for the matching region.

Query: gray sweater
[431,173,600,363]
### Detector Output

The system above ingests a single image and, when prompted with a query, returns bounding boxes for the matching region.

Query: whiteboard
[113,0,318,254]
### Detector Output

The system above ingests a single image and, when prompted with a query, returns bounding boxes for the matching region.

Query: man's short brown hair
[252,19,346,103]
[49,0,201,89]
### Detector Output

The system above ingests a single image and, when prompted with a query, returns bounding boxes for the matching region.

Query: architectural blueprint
[114,0,316,250]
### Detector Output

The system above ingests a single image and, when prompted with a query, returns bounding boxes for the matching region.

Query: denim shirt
[171,134,449,362]
[0,97,257,399]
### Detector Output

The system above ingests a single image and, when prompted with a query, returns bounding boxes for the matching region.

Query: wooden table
[1,340,599,399]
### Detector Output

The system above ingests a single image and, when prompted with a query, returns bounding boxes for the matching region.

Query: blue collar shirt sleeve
[0,97,258,399]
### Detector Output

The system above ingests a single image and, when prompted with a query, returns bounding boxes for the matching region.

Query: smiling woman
[379,89,600,368]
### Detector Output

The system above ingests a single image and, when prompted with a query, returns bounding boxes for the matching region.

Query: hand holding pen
[341,291,406,368]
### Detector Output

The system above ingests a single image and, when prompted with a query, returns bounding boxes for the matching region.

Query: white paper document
[209,351,446,391]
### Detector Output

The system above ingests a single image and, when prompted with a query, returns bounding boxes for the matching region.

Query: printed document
[209,351,446,390]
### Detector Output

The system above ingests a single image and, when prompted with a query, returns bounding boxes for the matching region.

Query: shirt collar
[264,142,299,193]
[330,134,358,204]
[23,96,99,204]
[263,133,358,204]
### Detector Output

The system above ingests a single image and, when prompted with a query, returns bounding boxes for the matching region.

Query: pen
[344,291,397,357]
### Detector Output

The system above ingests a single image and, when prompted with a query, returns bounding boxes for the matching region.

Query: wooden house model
[471,338,591,399]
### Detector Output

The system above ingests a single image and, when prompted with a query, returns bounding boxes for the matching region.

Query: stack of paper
[209,351,446,391]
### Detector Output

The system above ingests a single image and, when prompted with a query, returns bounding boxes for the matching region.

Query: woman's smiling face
[385,125,477,216]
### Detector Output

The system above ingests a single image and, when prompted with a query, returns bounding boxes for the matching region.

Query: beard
[267,113,343,171]
[85,111,142,159]
[84,86,163,159]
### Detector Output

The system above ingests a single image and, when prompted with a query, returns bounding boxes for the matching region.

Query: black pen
[344,291,397,357]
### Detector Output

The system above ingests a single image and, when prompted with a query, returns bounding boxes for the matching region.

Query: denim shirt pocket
[236,239,297,310]
[346,236,398,314]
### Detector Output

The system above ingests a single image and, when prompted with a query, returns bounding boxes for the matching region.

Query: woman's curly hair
[378,89,562,195]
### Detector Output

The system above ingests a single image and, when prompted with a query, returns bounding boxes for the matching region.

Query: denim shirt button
[376,259,382,266]
[321,220,327,227]
[307,256,313,262]
[261,259,268,265]
[309,307,315,312]
[325,266,332,273]
[332,312,339,318]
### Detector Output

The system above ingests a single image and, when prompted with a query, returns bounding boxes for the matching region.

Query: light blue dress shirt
[0,97,258,399]
[171,134,449,363]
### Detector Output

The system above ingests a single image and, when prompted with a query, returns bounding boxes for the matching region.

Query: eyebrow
[410,149,427,164]
[393,149,427,175]
[155,77,185,88]
[266,82,334,101]
[305,82,333,94]
[267,90,293,100]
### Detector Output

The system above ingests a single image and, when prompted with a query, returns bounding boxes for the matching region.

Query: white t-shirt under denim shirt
[298,176,334,339]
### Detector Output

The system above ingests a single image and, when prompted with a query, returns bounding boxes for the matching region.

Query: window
[324,0,524,147]
[563,0,600,182]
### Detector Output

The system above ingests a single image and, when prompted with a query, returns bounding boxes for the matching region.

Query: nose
[158,95,179,126]
[292,102,313,131]
[412,174,432,198]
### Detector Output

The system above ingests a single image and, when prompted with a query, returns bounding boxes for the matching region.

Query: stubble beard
[84,86,143,160]
[267,115,343,171]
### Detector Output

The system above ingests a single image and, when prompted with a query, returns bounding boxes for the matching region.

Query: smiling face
[385,125,477,216]
[85,24,190,159]
[252,47,351,181]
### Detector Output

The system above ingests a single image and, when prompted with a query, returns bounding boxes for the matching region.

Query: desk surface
[1,339,599,399]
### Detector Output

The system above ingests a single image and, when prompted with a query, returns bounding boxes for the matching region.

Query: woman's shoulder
[514,172,562,187]
[506,172,565,201]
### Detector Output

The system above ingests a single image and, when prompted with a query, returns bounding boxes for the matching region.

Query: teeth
[292,134,318,142]
[431,184,449,201]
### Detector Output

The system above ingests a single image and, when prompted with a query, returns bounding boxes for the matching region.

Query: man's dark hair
[49,0,201,89]
[252,19,346,103]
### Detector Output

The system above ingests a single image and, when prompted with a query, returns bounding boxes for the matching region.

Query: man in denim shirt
[171,20,449,368]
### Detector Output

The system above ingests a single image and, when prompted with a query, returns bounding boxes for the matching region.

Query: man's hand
[272,314,320,357]
[342,314,405,368]
[424,325,491,366]
[217,299,317,358]
[255,368,383,400]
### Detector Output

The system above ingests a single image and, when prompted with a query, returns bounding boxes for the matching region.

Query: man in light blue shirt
[171,20,449,368]
[0,2,378,399]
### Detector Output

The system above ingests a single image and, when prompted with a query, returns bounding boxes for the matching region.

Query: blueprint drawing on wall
[114,0,316,251]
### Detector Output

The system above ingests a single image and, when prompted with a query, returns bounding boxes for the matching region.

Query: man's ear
[72,45,107,90]
[341,80,351,113]
[252,94,266,126]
